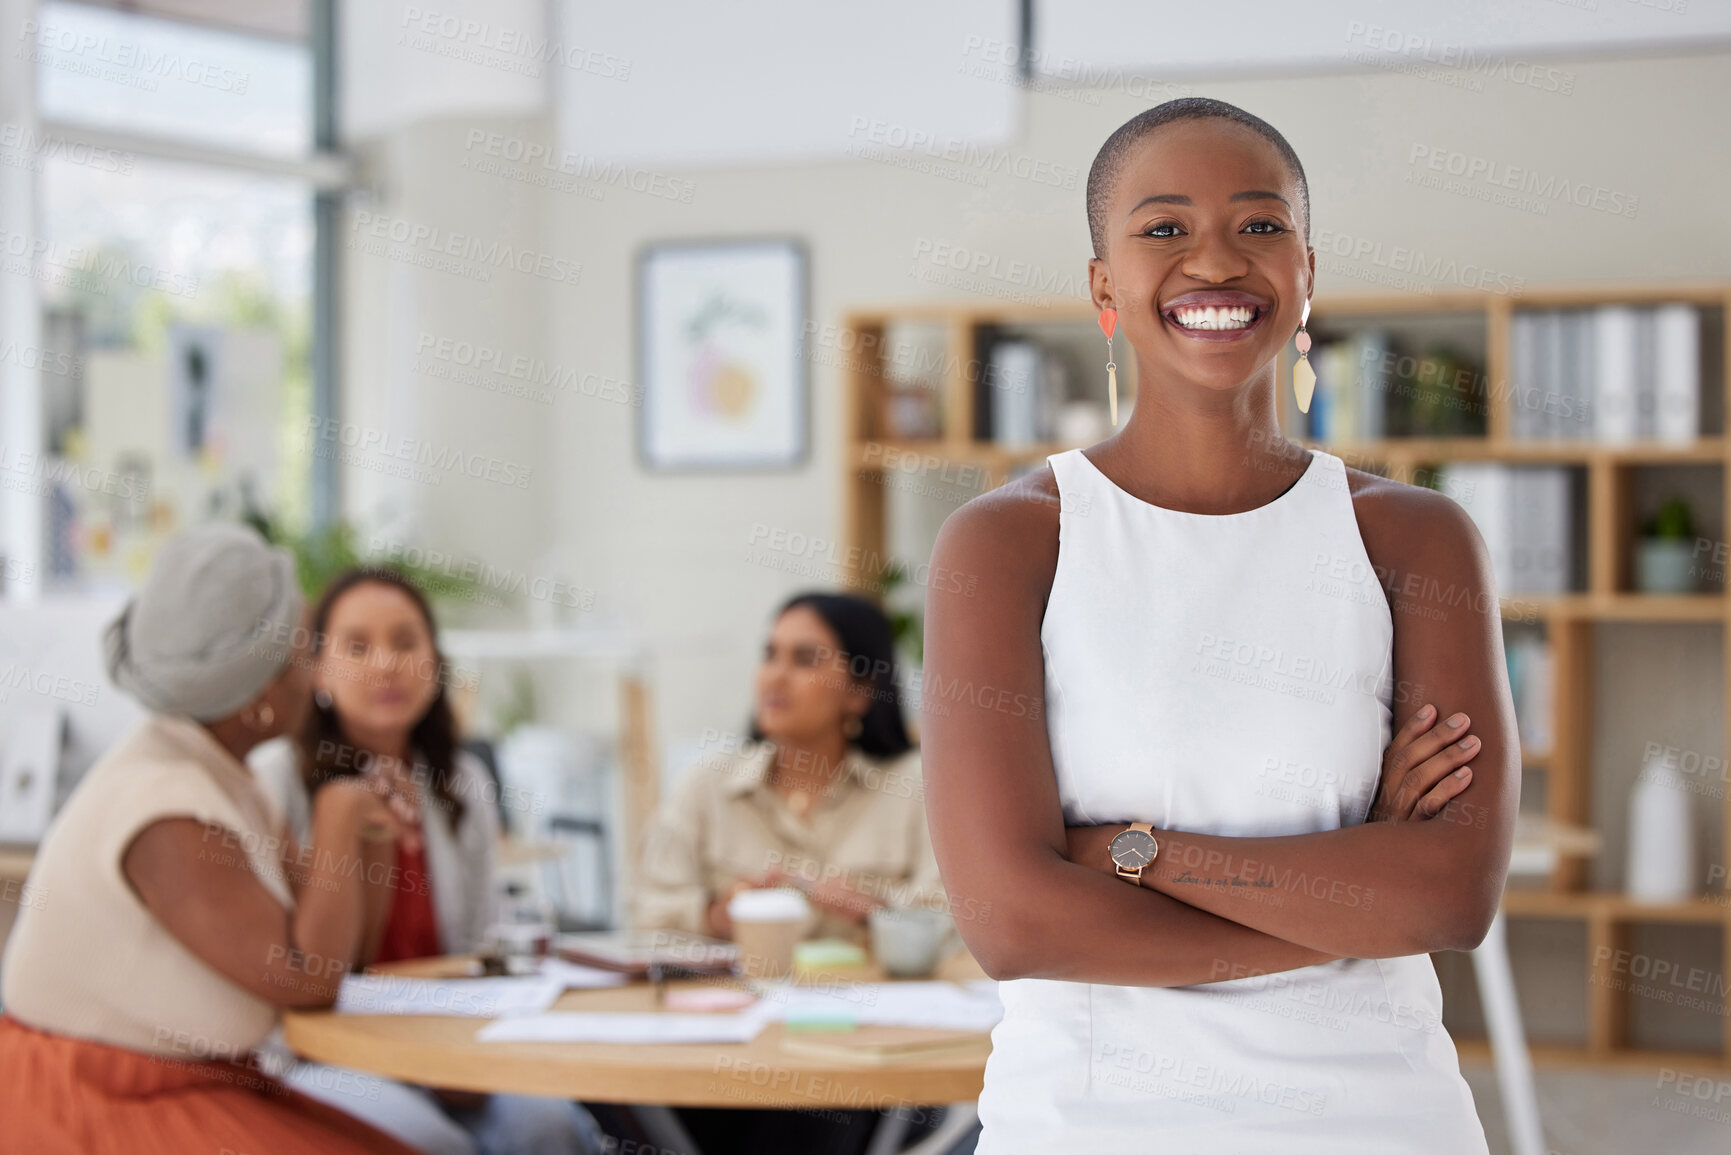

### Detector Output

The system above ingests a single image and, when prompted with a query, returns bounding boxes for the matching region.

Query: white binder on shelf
[1592,305,1639,445]
[1557,311,1582,441]
[1632,308,1659,441]
[1442,463,1572,598]
[1653,303,1701,444]
[1565,308,1596,440]
[1442,463,1513,595]
[1536,310,1563,440]
[1510,311,1538,441]
[1509,468,1571,595]
[988,342,1042,450]
[1511,634,1554,752]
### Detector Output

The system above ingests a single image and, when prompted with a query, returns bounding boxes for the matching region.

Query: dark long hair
[748,591,914,760]
[298,567,465,830]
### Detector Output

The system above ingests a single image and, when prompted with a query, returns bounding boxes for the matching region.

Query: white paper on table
[477,1011,769,1045]
[537,958,631,990]
[756,981,1004,1032]
[336,975,564,1018]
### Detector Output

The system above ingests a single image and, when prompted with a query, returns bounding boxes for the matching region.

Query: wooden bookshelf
[841,284,1731,1068]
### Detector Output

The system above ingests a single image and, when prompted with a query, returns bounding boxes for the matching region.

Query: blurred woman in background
[632,591,949,1155]
[633,592,941,942]
[251,567,604,1155]
[633,591,946,945]
[0,524,418,1155]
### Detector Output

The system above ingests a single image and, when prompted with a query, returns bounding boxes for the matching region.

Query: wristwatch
[1108,822,1159,884]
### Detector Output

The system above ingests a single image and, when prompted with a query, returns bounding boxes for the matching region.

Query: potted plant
[1633,495,1698,594]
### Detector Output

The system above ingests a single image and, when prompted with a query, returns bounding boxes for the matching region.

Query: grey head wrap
[103,522,305,722]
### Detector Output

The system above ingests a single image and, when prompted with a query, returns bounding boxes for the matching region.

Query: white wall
[339,114,554,602]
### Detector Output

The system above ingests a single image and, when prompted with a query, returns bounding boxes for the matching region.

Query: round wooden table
[281,953,992,1112]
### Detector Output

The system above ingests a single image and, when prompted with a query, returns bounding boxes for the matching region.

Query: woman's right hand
[1369,703,1480,823]
[703,875,771,939]
[312,777,408,850]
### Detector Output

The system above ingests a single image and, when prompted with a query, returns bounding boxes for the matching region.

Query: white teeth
[1170,304,1257,330]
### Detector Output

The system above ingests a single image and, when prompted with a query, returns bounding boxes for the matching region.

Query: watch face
[1110,828,1157,868]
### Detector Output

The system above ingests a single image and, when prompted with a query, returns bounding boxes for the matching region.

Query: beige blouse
[1,714,293,1059]
[630,739,947,944]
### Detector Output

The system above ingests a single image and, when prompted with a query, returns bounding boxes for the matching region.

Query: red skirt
[0,1015,420,1155]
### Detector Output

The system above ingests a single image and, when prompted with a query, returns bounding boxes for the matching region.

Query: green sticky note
[793,939,868,969]
[784,1008,857,1033]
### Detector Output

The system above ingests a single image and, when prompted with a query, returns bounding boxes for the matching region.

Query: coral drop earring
[1098,308,1119,426]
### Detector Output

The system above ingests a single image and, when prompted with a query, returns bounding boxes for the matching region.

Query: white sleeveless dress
[973,447,1487,1153]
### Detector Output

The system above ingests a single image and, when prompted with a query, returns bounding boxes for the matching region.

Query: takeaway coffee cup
[728,888,811,979]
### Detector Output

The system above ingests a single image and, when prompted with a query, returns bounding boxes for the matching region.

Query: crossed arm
[920,477,1518,987]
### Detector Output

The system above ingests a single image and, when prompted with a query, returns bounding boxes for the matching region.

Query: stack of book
[1304,331,1486,441]
[1306,331,1389,443]
[1431,463,1574,596]
[1509,304,1701,442]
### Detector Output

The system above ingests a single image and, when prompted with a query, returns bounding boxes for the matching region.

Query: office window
[23,1,323,590]
[37,156,313,586]
[32,0,312,157]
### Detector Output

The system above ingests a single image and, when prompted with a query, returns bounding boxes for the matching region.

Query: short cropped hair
[1085,97,1311,259]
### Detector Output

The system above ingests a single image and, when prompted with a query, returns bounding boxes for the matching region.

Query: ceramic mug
[868,906,960,979]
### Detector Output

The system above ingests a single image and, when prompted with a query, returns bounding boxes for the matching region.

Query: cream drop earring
[1293,298,1316,413]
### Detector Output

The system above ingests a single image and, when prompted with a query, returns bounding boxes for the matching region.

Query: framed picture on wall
[637,238,808,470]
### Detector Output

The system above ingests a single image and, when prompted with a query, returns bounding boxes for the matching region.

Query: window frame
[7,0,350,599]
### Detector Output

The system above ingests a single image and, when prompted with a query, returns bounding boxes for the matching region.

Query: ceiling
[62,0,309,42]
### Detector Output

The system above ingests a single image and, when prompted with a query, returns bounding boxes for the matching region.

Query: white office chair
[1469,822,1592,1155]
[1472,910,1547,1155]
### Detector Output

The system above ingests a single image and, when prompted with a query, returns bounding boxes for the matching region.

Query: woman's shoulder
[1344,459,1476,526]
[244,736,307,831]
[449,746,493,792]
[1346,467,1492,599]
[941,465,1061,545]
[932,468,1061,609]
[860,745,921,776]
[87,715,236,792]
[439,747,501,832]
[672,736,771,798]
[846,746,924,805]
[56,716,255,840]
[246,736,303,790]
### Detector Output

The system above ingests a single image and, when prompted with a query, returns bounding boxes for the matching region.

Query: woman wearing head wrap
[0,523,420,1155]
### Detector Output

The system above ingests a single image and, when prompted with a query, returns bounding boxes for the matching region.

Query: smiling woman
[921,97,1517,1153]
